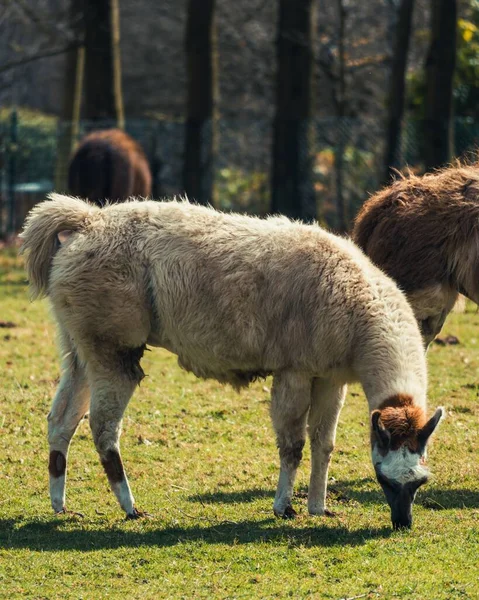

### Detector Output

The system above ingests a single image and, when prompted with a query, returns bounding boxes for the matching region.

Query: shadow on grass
[1,483,475,553]
[332,480,479,510]
[417,488,479,510]
[190,480,479,511]
[331,479,479,510]
[0,516,392,552]
[188,487,274,504]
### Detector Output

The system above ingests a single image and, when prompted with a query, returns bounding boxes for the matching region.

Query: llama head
[370,395,444,530]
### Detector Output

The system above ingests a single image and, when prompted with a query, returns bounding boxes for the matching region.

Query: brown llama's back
[352,164,479,343]
[68,129,152,206]
[353,165,479,295]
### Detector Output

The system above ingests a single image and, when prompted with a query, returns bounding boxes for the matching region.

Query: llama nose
[391,505,413,529]
[392,517,412,530]
[390,488,413,530]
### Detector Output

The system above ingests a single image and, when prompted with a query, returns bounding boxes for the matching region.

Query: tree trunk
[54,0,84,192]
[83,0,124,126]
[183,0,217,206]
[423,0,457,170]
[383,0,415,184]
[271,0,316,220]
[335,0,347,232]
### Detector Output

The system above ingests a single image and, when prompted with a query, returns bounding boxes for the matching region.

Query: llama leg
[87,351,145,518]
[270,371,312,518]
[307,378,346,516]
[48,339,90,514]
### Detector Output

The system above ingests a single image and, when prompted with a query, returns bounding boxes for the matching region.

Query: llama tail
[20,193,100,299]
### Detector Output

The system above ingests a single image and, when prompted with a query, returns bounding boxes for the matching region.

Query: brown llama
[353,163,479,346]
[68,129,152,206]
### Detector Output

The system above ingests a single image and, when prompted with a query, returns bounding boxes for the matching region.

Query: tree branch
[11,0,76,43]
[0,42,81,75]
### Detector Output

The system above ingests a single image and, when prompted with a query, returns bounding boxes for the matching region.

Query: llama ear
[418,407,445,447]
[371,410,390,450]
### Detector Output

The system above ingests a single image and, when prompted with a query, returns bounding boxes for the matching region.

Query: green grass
[1,248,479,599]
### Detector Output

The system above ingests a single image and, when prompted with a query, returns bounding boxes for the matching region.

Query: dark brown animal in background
[68,129,152,206]
[352,163,479,347]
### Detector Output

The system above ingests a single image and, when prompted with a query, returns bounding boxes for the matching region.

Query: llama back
[132,203,426,386]
[353,165,479,304]
[21,195,425,392]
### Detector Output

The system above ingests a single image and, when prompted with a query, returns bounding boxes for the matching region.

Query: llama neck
[355,324,428,413]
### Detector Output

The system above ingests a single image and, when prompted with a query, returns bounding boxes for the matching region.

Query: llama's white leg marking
[100,447,136,516]
[307,379,346,516]
[270,371,312,518]
[87,361,139,517]
[48,338,90,513]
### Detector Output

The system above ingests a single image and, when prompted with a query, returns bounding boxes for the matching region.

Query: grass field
[1,246,479,599]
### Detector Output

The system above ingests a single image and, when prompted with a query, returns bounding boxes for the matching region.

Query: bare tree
[54,0,84,191]
[183,0,217,205]
[335,0,347,232]
[0,1,79,82]
[383,0,415,183]
[423,0,457,170]
[83,0,124,126]
[271,0,316,220]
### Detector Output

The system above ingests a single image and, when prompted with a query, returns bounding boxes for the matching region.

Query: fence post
[7,109,18,235]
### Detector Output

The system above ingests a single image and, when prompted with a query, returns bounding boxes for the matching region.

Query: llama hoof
[126,508,152,520]
[283,505,297,519]
[274,504,297,519]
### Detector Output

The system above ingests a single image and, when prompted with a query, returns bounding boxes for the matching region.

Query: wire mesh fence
[0,109,478,236]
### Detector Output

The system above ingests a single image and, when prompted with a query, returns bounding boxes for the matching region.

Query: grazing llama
[68,129,152,206]
[21,194,444,529]
[353,163,479,346]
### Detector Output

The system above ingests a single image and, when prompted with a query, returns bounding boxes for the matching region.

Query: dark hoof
[274,505,297,519]
[324,509,337,518]
[283,505,297,519]
[126,508,152,520]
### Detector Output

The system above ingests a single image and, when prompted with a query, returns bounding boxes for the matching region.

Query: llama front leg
[48,343,90,514]
[307,378,346,516]
[87,357,144,518]
[270,371,312,518]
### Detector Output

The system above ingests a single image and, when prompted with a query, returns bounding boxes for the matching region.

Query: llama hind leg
[48,335,90,513]
[307,378,346,516]
[270,371,312,518]
[87,348,145,518]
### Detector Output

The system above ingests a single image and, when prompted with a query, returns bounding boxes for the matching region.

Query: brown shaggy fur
[377,394,427,452]
[352,163,479,343]
[354,164,479,297]
[68,129,152,206]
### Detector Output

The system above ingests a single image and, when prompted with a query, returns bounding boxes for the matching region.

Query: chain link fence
[1,109,478,236]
